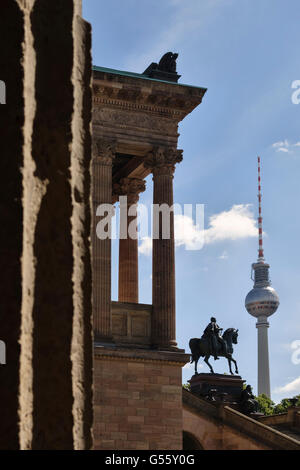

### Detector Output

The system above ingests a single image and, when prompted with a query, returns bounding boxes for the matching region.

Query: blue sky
[83,0,300,402]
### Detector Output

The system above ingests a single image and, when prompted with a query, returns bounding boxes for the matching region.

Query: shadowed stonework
[0,0,93,450]
[0,0,25,450]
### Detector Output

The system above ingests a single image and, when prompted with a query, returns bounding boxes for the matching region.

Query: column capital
[113,177,146,204]
[144,146,183,176]
[92,138,116,166]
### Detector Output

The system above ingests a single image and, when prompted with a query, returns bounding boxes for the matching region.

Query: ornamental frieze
[93,108,178,136]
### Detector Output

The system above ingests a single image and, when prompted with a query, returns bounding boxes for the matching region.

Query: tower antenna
[257,156,264,261]
[245,155,279,398]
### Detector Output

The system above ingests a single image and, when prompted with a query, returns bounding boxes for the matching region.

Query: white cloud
[139,213,206,254]
[272,139,289,149]
[139,237,152,255]
[274,376,300,395]
[204,204,257,244]
[219,250,229,260]
[272,139,300,154]
[139,204,258,256]
[174,214,204,251]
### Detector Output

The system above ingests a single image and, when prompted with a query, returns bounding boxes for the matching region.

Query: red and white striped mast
[257,156,264,261]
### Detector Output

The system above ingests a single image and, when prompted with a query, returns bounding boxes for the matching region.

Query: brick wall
[183,407,269,450]
[94,356,184,450]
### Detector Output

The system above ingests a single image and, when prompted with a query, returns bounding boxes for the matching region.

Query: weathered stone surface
[93,347,189,450]
[111,301,152,345]
[92,67,206,180]
[0,0,25,450]
[0,0,93,450]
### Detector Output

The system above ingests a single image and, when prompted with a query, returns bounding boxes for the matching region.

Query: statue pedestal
[188,373,245,405]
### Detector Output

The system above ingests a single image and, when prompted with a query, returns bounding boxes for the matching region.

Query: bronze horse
[189,328,239,375]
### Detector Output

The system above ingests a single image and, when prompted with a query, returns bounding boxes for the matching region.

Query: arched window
[182,431,203,450]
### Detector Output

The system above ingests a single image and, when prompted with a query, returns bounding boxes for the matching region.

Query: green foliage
[183,383,191,391]
[273,395,300,414]
[256,394,275,416]
[184,380,300,416]
[256,393,300,416]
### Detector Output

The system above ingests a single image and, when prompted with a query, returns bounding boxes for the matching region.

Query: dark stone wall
[0,0,93,450]
[0,0,25,450]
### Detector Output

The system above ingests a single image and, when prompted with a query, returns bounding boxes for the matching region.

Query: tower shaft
[257,317,271,397]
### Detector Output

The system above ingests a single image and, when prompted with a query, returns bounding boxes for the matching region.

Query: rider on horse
[202,317,227,360]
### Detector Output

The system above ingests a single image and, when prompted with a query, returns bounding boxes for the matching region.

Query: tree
[273,395,300,414]
[256,394,275,416]
[183,383,191,391]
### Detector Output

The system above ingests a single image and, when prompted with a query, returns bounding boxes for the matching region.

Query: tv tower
[245,157,279,398]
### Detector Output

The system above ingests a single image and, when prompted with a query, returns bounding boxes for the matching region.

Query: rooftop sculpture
[143,52,181,82]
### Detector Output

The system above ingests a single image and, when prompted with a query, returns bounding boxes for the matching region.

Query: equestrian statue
[189,316,239,375]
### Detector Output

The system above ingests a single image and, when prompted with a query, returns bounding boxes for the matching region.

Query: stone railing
[223,406,300,450]
[258,406,300,427]
[111,301,152,346]
[182,389,300,450]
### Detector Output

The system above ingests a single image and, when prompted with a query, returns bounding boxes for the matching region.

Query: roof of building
[92,65,205,90]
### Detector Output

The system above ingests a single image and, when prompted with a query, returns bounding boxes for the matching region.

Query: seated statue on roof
[157,52,178,73]
[143,52,181,83]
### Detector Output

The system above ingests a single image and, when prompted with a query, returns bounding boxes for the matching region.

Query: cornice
[92,76,206,121]
[94,344,190,366]
[93,96,185,120]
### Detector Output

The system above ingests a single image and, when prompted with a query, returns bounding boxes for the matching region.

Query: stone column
[0,0,93,450]
[113,178,146,303]
[92,139,115,342]
[145,147,183,349]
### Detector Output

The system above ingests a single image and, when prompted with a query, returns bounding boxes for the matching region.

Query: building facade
[91,64,206,450]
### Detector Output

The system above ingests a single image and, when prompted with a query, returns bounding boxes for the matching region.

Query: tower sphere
[245,283,279,318]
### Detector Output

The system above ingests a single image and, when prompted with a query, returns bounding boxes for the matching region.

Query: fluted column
[92,139,115,342]
[145,147,183,349]
[114,178,146,303]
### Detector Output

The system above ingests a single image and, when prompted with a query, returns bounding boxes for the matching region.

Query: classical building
[91,62,206,450]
